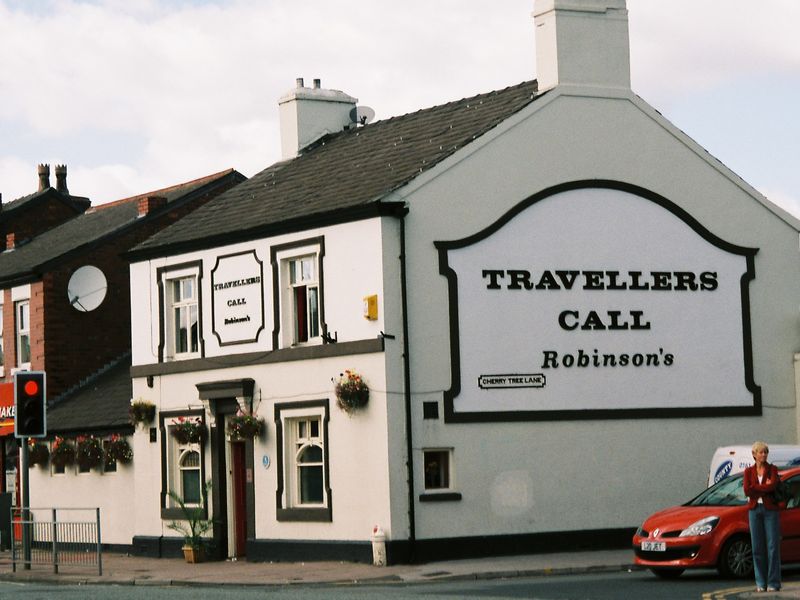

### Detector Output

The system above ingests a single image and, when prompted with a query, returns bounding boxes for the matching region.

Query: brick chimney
[278,78,358,160]
[55,164,69,194]
[37,164,51,191]
[533,0,631,93]
[137,195,167,217]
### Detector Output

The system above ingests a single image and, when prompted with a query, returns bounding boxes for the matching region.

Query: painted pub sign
[436,181,760,422]
[211,250,265,346]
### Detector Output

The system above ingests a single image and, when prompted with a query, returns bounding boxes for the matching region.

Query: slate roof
[1,187,90,218]
[0,169,244,284]
[47,354,133,434]
[130,80,540,259]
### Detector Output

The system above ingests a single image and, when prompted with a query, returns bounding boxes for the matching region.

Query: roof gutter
[125,201,408,263]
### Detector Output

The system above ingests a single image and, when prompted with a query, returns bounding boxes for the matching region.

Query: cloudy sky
[1,0,798,219]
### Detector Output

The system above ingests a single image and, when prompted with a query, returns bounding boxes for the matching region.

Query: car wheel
[718,535,753,578]
[650,568,685,579]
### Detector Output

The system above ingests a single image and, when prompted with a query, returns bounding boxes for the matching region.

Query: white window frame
[272,240,325,349]
[289,415,325,507]
[158,264,202,361]
[285,254,320,345]
[15,300,30,369]
[166,425,203,508]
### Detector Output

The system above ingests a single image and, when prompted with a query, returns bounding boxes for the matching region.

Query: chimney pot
[55,164,69,194]
[313,78,321,89]
[6,233,15,250]
[137,195,167,217]
[296,77,304,88]
[37,164,51,192]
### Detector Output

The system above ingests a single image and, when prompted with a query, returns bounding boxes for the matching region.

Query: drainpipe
[399,215,416,562]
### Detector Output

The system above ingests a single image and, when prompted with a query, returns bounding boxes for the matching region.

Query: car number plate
[641,541,666,552]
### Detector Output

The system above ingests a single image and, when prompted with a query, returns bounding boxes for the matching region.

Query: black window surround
[159,408,208,520]
[274,399,332,522]
[156,260,205,363]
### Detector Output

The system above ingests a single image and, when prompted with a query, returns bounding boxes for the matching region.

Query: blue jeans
[749,504,781,589]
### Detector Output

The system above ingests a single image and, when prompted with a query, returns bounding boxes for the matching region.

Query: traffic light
[14,371,46,438]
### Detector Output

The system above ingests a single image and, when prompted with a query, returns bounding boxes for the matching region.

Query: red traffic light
[24,380,39,396]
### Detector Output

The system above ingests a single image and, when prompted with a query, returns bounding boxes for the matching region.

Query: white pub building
[37,0,800,563]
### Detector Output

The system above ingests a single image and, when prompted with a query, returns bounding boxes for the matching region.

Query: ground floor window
[423,449,452,490]
[160,410,207,518]
[419,448,461,503]
[275,400,331,521]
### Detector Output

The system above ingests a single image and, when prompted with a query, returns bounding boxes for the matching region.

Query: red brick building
[0,165,244,494]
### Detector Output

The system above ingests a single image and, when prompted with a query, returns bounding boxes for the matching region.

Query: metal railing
[11,507,102,575]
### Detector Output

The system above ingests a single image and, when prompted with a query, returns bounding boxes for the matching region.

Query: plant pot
[336,389,370,414]
[182,544,205,563]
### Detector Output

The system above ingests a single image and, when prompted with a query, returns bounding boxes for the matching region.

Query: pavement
[1,548,800,597]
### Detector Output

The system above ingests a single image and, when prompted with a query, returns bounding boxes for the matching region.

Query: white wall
[399,87,800,538]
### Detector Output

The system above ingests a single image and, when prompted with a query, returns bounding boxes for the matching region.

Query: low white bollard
[371,525,386,566]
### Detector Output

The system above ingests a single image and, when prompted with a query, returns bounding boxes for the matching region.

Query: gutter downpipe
[399,213,416,562]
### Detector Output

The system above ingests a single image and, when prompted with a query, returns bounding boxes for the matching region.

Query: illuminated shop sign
[436,181,760,422]
[211,250,265,345]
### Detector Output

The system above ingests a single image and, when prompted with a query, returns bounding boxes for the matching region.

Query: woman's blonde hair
[752,440,769,456]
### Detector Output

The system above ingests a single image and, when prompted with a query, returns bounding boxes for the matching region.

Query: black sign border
[210,249,265,347]
[435,180,761,423]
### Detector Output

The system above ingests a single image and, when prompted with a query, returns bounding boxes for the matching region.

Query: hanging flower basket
[76,435,105,469]
[28,440,49,467]
[333,370,370,414]
[51,437,77,468]
[227,412,265,441]
[129,399,156,426]
[106,434,133,464]
[170,417,207,445]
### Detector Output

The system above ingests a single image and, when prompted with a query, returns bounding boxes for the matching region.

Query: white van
[708,445,800,487]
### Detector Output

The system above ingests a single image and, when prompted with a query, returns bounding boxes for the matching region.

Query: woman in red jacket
[742,441,781,592]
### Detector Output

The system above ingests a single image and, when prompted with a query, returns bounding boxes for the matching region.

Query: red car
[633,466,800,578]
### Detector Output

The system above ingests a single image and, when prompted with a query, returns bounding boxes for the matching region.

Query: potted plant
[50,437,77,469]
[170,417,207,444]
[27,439,49,467]
[227,411,265,441]
[333,369,370,414]
[167,481,214,563]
[105,434,133,465]
[76,435,104,470]
[129,398,156,426]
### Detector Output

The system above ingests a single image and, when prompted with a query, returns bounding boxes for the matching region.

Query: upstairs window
[272,238,326,350]
[15,301,30,368]
[170,277,199,356]
[288,256,319,344]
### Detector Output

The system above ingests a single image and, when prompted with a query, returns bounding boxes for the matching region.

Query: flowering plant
[227,411,265,440]
[170,417,206,444]
[51,437,77,468]
[333,369,370,414]
[28,439,49,467]
[129,398,156,425]
[76,435,105,469]
[105,434,133,464]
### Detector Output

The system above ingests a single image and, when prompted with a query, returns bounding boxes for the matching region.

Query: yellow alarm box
[363,295,378,320]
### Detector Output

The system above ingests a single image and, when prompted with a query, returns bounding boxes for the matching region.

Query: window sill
[419,492,462,503]
[161,506,207,520]
[277,507,332,522]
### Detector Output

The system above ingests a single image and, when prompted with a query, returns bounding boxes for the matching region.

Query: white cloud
[0,0,797,221]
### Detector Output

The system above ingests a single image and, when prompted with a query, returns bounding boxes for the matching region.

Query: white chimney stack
[533,0,630,93]
[278,78,358,160]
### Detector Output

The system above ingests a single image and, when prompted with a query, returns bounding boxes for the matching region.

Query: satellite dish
[67,265,107,312]
[349,106,375,126]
